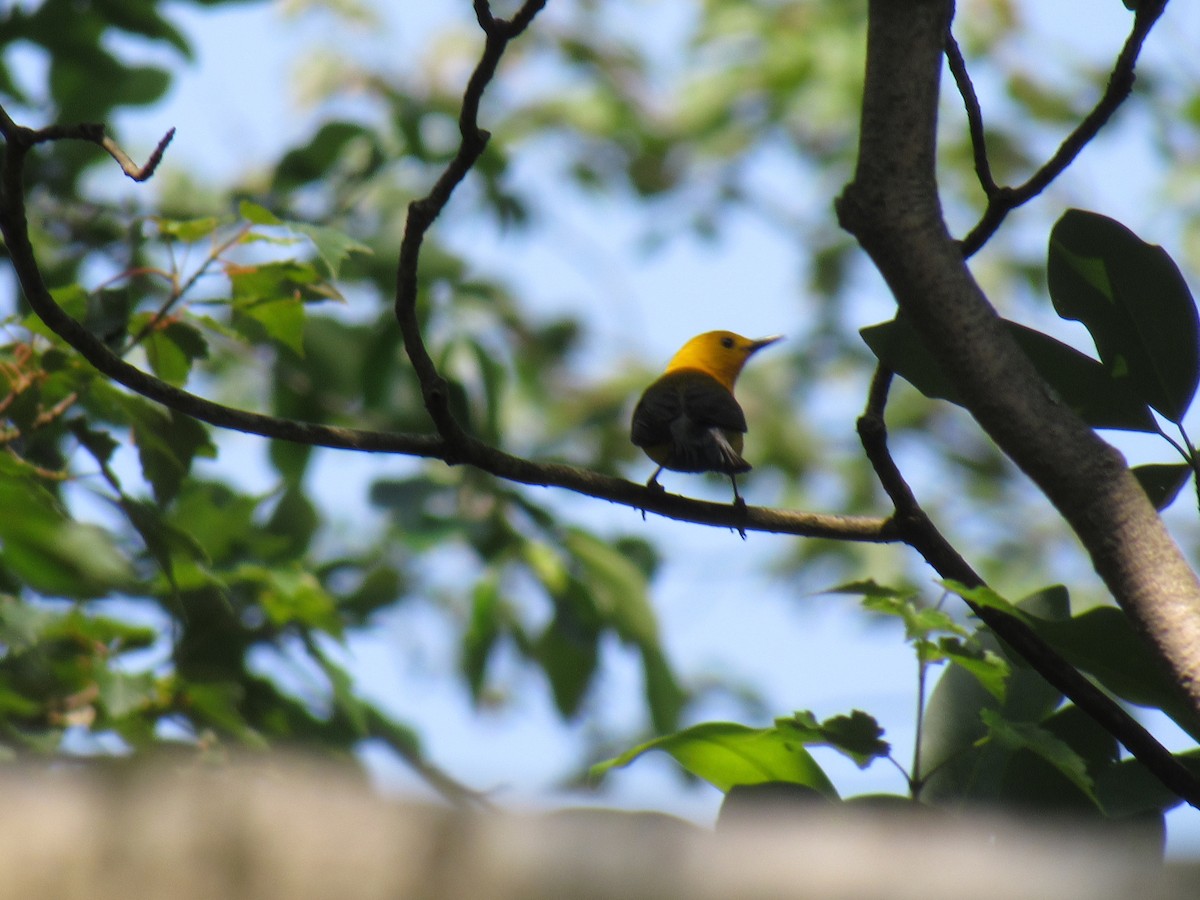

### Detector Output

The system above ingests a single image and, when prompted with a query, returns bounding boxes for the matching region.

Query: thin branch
[0,110,174,184]
[101,128,175,182]
[857,363,1200,810]
[122,222,253,353]
[393,0,548,454]
[0,107,894,549]
[943,26,996,197]
[951,0,1170,257]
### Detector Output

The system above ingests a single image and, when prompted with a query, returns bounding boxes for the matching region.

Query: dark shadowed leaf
[1131,463,1192,511]
[863,316,1158,432]
[1049,209,1199,423]
[780,709,890,768]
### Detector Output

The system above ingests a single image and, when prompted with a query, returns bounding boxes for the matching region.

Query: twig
[101,128,175,182]
[950,0,1170,257]
[393,0,548,454]
[857,363,1200,810]
[943,25,996,197]
[122,222,254,352]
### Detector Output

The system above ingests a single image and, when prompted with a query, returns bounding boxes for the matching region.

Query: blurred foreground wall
[1,759,1195,899]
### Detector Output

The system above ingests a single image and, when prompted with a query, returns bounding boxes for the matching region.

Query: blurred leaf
[156,216,221,242]
[1049,209,1200,423]
[290,222,373,280]
[122,399,217,504]
[264,488,318,559]
[184,681,267,748]
[272,121,385,192]
[95,669,159,720]
[640,644,685,734]
[239,200,283,226]
[85,288,133,346]
[536,598,600,718]
[463,576,502,702]
[141,320,209,386]
[233,296,306,357]
[0,461,132,598]
[309,643,368,736]
[564,528,657,646]
[249,566,342,635]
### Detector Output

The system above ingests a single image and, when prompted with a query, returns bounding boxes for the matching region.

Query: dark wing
[631,370,750,473]
[675,371,747,432]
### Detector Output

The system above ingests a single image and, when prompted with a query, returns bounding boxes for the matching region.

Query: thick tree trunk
[837,0,1200,713]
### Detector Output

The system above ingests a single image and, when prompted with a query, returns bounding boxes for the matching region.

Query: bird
[631,330,781,505]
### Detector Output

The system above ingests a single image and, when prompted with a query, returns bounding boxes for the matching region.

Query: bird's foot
[641,475,666,521]
[732,495,748,540]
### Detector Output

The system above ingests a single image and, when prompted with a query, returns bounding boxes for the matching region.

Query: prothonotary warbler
[631,330,782,505]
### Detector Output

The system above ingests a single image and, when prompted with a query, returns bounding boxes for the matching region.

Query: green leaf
[980,709,1098,804]
[248,566,342,635]
[0,460,133,597]
[1048,209,1200,423]
[142,320,209,386]
[940,580,1027,620]
[1032,607,1200,741]
[779,709,890,768]
[1131,463,1192,511]
[591,721,838,798]
[564,528,658,646]
[862,316,1157,432]
[120,399,216,504]
[309,643,368,736]
[156,216,221,242]
[185,682,267,748]
[536,599,599,718]
[860,591,966,643]
[822,578,914,600]
[918,586,1069,802]
[936,637,1010,702]
[95,669,159,719]
[24,285,88,341]
[272,121,384,192]
[640,644,685,734]
[1095,750,1200,817]
[290,222,373,279]
[463,576,502,701]
[118,497,191,597]
[239,200,283,226]
[84,288,133,346]
[233,296,306,357]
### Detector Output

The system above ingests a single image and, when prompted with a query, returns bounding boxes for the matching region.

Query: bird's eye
[720,336,735,349]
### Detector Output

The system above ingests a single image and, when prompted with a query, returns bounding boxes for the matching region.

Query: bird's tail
[709,428,752,474]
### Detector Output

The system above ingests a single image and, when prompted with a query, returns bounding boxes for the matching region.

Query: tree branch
[0,102,891,544]
[859,364,1200,809]
[841,0,1200,718]
[393,0,548,455]
[951,0,1170,257]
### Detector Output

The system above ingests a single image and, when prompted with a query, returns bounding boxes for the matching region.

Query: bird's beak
[749,335,784,354]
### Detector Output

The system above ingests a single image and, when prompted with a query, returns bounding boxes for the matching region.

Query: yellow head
[663,331,783,392]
